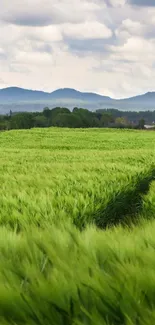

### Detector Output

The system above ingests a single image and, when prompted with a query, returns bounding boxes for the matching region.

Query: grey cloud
[1,1,92,27]
[3,13,56,27]
[103,0,112,6]
[128,0,155,6]
[0,53,7,60]
[37,44,53,54]
[32,43,53,54]
[67,38,107,54]
[2,11,81,27]
[103,0,155,7]
[65,36,117,56]
[0,49,8,61]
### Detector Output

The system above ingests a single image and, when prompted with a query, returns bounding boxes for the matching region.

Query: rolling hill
[0,87,155,113]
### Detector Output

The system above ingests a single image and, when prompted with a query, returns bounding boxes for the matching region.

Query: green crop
[1,127,155,324]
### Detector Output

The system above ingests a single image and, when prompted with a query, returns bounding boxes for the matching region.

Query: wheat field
[1,127,155,324]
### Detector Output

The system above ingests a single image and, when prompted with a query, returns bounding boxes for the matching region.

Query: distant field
[1,128,155,324]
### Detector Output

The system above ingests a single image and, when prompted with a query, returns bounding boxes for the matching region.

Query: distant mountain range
[0,87,155,113]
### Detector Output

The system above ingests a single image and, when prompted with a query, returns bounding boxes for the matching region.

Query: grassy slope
[0,128,155,324]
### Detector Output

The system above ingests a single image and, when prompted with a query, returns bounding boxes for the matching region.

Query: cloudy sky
[0,0,155,98]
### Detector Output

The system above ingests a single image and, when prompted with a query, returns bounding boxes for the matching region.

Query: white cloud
[108,0,126,7]
[63,21,112,39]
[109,36,155,62]
[0,0,155,98]
[115,19,144,39]
[25,25,63,42]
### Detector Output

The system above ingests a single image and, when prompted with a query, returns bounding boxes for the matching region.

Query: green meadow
[1,127,155,324]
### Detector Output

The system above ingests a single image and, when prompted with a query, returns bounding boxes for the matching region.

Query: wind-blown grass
[0,220,155,324]
[1,128,155,230]
[1,127,155,324]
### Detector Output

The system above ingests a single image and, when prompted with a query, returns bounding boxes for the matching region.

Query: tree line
[0,106,154,130]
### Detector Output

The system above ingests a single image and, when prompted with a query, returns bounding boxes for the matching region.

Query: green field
[1,127,155,324]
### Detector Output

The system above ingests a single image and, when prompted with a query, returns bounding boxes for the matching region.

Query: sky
[0,0,155,98]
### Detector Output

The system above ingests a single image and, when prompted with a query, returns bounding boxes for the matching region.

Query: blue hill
[0,87,155,112]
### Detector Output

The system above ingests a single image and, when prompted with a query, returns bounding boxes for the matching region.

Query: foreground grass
[1,128,155,324]
[0,220,155,324]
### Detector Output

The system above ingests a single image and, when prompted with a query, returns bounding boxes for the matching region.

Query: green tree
[33,115,48,128]
[0,118,8,130]
[50,107,71,126]
[138,118,145,129]
[115,117,130,128]
[43,107,51,119]
[100,113,114,127]
[73,108,95,127]
[9,113,33,129]
[52,113,82,128]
